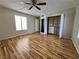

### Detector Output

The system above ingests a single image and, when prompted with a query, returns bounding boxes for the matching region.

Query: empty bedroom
[0,0,79,59]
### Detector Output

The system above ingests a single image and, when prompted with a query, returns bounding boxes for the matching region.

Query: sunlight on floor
[16,37,30,54]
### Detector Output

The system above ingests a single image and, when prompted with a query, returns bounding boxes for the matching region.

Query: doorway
[41,19,44,33]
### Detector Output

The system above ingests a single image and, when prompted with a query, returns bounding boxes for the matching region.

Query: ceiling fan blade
[37,3,46,5]
[29,6,33,10]
[35,6,41,10]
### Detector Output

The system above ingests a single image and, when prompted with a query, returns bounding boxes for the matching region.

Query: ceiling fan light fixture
[22,0,46,10]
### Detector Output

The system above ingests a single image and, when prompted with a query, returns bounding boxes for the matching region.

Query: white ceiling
[0,0,79,16]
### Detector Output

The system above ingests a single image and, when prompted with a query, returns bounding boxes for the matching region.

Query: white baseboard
[0,33,26,41]
[0,32,37,41]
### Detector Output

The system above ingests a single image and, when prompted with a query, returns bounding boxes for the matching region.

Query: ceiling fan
[24,0,46,10]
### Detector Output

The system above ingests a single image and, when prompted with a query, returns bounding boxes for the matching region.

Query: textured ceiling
[0,0,79,16]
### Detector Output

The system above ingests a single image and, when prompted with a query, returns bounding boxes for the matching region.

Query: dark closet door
[41,19,44,33]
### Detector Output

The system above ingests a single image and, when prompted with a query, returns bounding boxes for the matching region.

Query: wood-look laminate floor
[0,33,79,59]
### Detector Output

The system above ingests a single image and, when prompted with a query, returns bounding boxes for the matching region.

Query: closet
[48,16,61,35]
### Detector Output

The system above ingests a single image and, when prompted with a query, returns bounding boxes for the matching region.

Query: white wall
[0,7,37,40]
[63,8,76,39]
[72,5,79,54]
[35,19,40,32]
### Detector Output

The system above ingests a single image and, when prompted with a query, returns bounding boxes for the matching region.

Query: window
[15,15,27,31]
[22,17,27,30]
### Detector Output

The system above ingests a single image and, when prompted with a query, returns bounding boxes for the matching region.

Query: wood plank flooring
[0,33,79,59]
